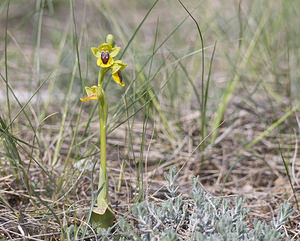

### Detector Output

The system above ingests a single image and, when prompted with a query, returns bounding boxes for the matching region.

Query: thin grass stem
[4,0,11,126]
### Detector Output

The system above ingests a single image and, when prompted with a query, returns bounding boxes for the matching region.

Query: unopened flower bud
[106,34,115,47]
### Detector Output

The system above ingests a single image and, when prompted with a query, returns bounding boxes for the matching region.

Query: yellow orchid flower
[110,60,127,87]
[91,43,121,68]
[80,86,103,102]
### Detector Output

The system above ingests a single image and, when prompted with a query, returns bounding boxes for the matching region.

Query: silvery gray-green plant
[73,167,295,240]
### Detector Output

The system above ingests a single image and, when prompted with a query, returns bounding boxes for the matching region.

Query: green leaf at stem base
[90,206,115,229]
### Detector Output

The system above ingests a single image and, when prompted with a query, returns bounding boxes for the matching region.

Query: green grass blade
[4,0,11,126]
[51,54,77,166]
[70,0,84,91]
[119,0,159,58]
[52,0,84,166]
[41,22,70,120]
[0,72,37,147]
[34,0,45,115]
[246,102,300,149]
[211,7,269,144]
[279,145,299,210]
[202,41,217,141]
[3,72,52,131]
[177,0,206,139]
[105,11,192,140]
[173,52,201,110]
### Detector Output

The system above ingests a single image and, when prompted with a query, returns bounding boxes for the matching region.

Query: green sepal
[110,47,121,58]
[91,47,101,57]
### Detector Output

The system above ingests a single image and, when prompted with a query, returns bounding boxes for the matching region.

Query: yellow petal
[97,56,114,68]
[112,72,125,87]
[80,93,97,102]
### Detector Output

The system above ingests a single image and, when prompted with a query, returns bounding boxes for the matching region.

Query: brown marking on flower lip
[118,71,123,83]
[101,51,110,64]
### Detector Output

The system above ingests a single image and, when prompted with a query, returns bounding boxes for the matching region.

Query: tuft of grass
[211,3,270,144]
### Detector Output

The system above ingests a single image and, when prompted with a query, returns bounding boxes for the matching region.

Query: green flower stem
[97,92,108,208]
[98,68,105,87]
[97,68,109,209]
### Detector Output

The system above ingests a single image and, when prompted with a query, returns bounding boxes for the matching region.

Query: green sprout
[80,34,127,228]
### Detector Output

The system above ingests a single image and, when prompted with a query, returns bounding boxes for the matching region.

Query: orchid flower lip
[101,51,110,65]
